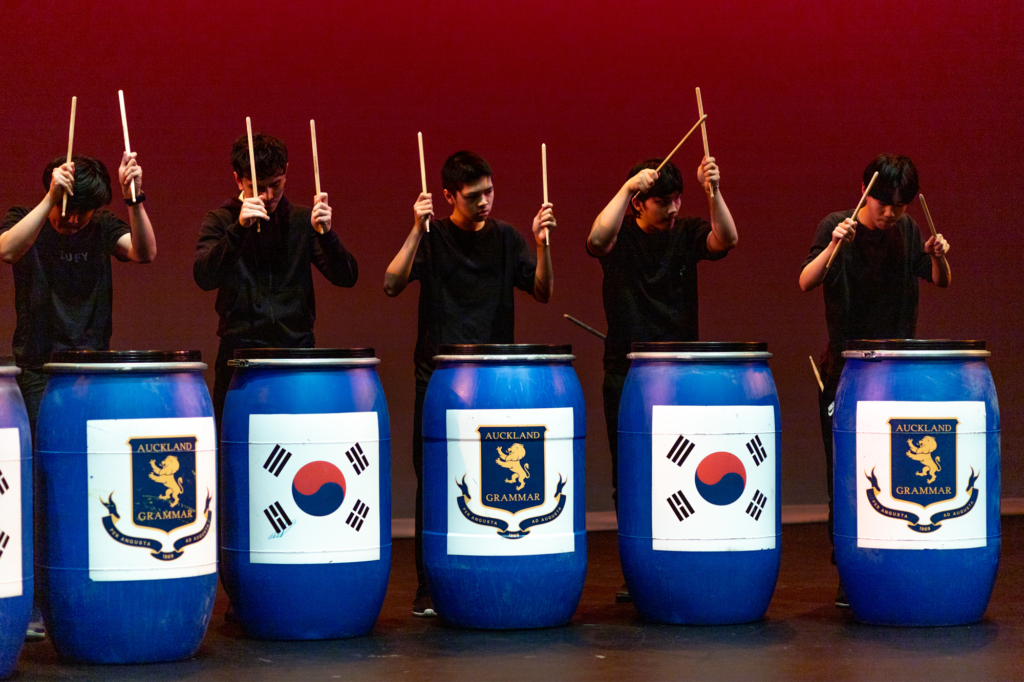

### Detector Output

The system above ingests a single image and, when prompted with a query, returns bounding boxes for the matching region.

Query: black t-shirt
[1,207,130,368]
[409,217,537,382]
[591,214,725,373]
[802,210,933,381]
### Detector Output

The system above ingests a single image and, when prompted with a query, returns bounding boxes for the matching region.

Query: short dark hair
[43,156,112,213]
[628,158,683,209]
[864,154,919,205]
[231,133,288,181]
[441,151,492,194]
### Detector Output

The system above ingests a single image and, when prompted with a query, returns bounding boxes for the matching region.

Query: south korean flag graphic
[249,412,380,564]
[0,428,23,599]
[651,405,776,552]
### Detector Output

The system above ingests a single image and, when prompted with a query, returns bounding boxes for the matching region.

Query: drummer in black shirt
[384,150,556,616]
[587,156,738,601]
[798,153,951,607]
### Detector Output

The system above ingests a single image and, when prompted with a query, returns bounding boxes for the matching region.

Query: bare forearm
[384,223,424,297]
[799,245,838,291]
[706,190,738,252]
[588,183,632,255]
[126,204,157,263]
[933,256,951,288]
[533,244,553,303]
[0,197,54,264]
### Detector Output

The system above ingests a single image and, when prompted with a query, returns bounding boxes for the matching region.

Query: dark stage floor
[17,518,1024,681]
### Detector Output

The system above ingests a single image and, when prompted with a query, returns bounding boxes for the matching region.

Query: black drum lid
[48,350,202,363]
[630,341,767,353]
[232,348,376,360]
[845,339,985,352]
[436,344,572,356]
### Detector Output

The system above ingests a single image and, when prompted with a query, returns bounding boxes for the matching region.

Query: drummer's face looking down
[859,189,909,230]
[48,206,96,235]
[633,192,682,232]
[444,176,494,229]
[235,166,288,214]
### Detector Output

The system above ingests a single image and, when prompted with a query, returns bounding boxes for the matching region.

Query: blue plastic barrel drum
[35,350,217,664]
[833,339,1000,626]
[220,348,391,640]
[0,360,32,677]
[422,344,587,629]
[617,342,782,624]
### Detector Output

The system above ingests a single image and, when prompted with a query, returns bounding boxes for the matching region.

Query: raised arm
[699,157,738,252]
[384,192,431,297]
[531,203,555,302]
[587,169,658,257]
[799,218,856,291]
[0,163,74,264]
[924,233,951,288]
[113,152,156,263]
[310,192,358,287]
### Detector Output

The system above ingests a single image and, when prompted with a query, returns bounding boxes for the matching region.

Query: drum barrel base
[220,547,391,640]
[619,535,780,625]
[424,532,586,630]
[836,538,999,626]
[38,568,215,663]
[0,582,32,678]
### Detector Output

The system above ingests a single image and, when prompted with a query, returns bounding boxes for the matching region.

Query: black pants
[818,371,841,564]
[412,378,429,588]
[602,371,628,513]
[16,368,48,443]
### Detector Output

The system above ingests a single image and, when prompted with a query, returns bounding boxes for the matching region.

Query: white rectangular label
[0,428,23,598]
[446,408,574,556]
[856,401,987,550]
[87,417,217,581]
[249,413,381,564]
[652,405,776,552]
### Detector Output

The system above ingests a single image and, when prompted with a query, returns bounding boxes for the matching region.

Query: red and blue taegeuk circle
[694,451,746,506]
[292,461,347,516]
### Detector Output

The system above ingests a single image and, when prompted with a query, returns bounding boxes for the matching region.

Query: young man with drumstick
[587,156,737,602]
[384,150,556,617]
[798,153,951,607]
[1,151,156,639]
[194,132,358,431]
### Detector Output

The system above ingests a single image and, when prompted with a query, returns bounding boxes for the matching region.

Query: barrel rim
[433,354,576,363]
[842,350,992,360]
[0,366,21,376]
[630,341,768,353]
[228,357,381,368]
[844,339,986,351]
[435,343,572,356]
[48,350,202,363]
[44,362,208,373]
[627,352,772,361]
[232,347,376,360]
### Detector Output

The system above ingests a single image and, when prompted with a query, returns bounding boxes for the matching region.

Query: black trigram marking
[263,501,293,534]
[746,490,767,521]
[746,435,768,466]
[667,490,695,521]
[263,445,293,477]
[0,531,8,559]
[0,468,8,494]
[346,442,369,474]
[665,435,696,467]
[346,499,370,531]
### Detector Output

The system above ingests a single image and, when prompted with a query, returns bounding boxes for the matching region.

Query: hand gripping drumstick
[696,87,713,197]
[62,96,77,217]
[118,91,135,202]
[631,114,707,204]
[824,171,879,274]
[542,143,550,247]
[809,355,824,392]
[563,314,606,340]
[917,194,950,279]
[246,117,260,233]
[418,132,429,233]
[310,120,324,234]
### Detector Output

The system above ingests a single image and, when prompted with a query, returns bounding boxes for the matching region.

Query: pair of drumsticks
[58,92,138,217]
[415,133,552,245]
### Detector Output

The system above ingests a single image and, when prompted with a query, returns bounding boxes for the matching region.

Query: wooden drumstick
[564,314,606,340]
[310,119,324,234]
[824,171,879,273]
[62,96,77,217]
[696,87,713,197]
[918,194,950,278]
[118,91,135,202]
[809,355,824,392]
[246,117,260,233]
[418,132,429,233]
[542,143,550,247]
[631,114,707,204]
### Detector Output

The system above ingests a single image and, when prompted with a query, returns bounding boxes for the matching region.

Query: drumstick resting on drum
[631,114,707,204]
[246,117,260,233]
[418,132,429,233]
[809,355,824,392]
[62,96,77,217]
[824,171,878,273]
[563,314,606,340]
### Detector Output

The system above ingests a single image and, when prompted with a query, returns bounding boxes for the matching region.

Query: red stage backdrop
[1,1,1020,517]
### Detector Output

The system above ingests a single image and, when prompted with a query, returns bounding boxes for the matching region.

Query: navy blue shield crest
[479,426,546,514]
[889,418,958,508]
[129,436,199,533]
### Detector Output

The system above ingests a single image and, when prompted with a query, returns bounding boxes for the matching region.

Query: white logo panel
[0,428,23,598]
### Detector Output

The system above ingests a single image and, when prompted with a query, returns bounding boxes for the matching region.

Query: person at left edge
[0,152,156,436]
[193,132,358,430]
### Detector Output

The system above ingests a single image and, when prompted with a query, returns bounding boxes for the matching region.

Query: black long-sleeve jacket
[194,196,358,346]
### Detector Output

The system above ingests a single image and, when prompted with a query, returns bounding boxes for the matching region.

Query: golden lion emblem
[495,443,531,491]
[148,456,185,507]
[905,436,942,484]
